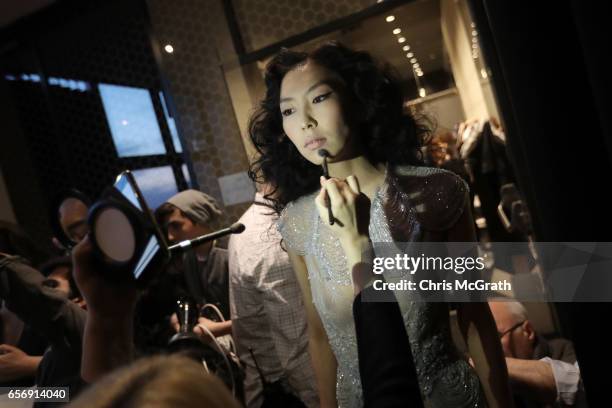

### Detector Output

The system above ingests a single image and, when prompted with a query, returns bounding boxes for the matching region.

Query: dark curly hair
[248,41,430,214]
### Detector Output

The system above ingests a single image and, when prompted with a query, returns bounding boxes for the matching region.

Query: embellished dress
[278,165,486,407]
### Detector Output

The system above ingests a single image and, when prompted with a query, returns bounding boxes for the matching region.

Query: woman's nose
[300,112,318,130]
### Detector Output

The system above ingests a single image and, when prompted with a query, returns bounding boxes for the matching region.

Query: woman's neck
[327,156,386,199]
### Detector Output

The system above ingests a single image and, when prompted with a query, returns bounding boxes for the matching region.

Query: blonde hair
[69,355,239,408]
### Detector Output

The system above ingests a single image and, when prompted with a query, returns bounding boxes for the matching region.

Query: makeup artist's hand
[73,236,139,383]
[72,236,138,319]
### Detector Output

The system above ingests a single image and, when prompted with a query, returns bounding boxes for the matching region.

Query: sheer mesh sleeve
[391,165,470,232]
[276,193,316,256]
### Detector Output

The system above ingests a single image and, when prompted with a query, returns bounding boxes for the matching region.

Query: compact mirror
[52,189,92,251]
[92,205,136,264]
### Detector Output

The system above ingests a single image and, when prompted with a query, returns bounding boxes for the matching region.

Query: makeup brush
[318,149,334,225]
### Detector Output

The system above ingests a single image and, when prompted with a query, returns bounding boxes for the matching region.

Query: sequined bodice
[278,166,485,408]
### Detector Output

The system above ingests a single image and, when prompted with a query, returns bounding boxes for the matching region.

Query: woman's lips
[304,138,326,150]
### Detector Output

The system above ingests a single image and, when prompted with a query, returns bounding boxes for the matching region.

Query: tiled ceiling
[285,0,449,84]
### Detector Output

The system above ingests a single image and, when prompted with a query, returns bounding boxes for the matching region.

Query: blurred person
[155,190,231,338]
[0,342,42,384]
[40,256,84,304]
[0,256,78,387]
[489,301,586,407]
[69,355,239,408]
[0,254,87,406]
[70,237,239,408]
[228,184,317,407]
[0,222,56,389]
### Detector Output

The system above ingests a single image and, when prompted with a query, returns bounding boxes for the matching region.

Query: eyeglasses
[498,320,525,339]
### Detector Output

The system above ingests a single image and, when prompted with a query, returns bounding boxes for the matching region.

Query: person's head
[488,300,537,359]
[155,190,223,256]
[68,355,240,408]
[39,256,85,308]
[56,191,91,246]
[248,41,429,213]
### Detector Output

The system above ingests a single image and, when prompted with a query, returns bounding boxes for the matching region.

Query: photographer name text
[372,279,512,292]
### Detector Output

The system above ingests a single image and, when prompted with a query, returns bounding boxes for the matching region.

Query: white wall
[441,0,491,120]
[408,88,466,133]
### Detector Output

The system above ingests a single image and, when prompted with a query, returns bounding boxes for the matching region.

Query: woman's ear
[523,320,536,342]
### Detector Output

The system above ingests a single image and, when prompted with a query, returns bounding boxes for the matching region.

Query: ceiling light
[419,88,426,97]
[402,45,410,51]
[398,37,406,43]
[164,44,174,53]
[393,28,401,35]
[386,15,395,23]
[410,58,417,63]
[407,52,414,58]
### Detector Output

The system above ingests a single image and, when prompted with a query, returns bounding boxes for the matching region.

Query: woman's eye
[313,92,332,103]
[281,108,294,117]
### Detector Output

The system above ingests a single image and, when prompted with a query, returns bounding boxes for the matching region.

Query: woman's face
[279,61,356,165]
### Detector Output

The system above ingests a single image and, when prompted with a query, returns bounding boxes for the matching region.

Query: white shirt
[229,194,318,408]
[540,357,581,405]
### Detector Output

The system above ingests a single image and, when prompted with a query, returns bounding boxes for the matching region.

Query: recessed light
[393,28,401,35]
[410,58,417,63]
[164,44,174,53]
[398,37,406,43]
[386,15,395,23]
[402,45,410,51]
[407,52,414,58]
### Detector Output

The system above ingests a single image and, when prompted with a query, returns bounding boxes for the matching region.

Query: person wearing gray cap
[155,190,232,338]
